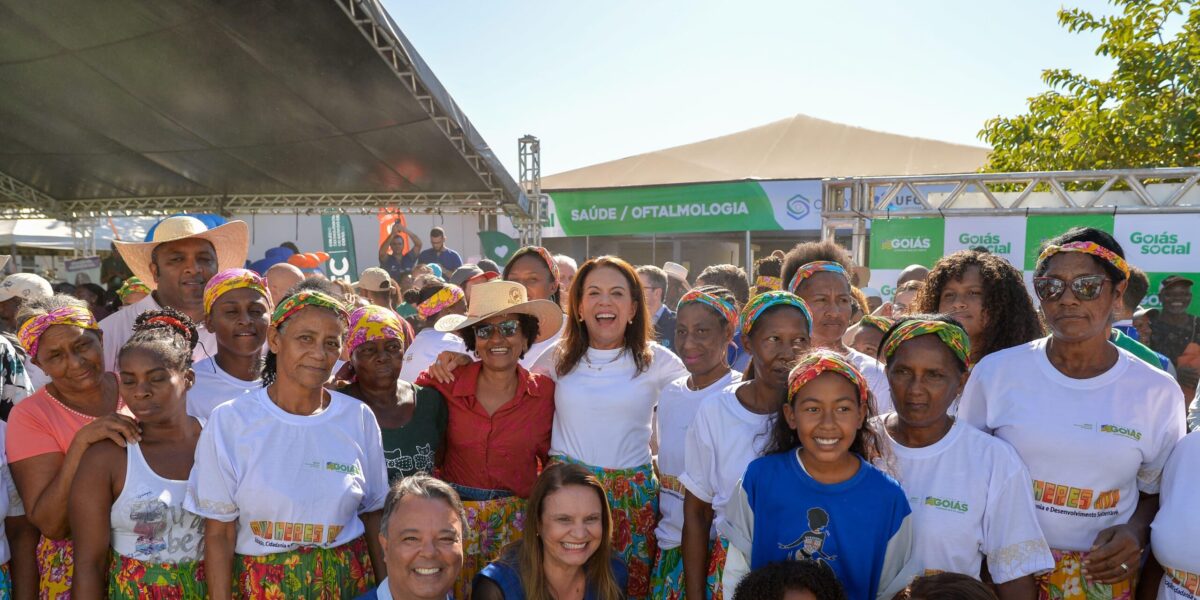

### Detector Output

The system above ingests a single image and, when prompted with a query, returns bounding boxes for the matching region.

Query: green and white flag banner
[867,214,1200,313]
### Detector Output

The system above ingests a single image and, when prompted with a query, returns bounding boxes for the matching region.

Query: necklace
[582,348,624,371]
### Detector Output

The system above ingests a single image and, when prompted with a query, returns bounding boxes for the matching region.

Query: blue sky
[383,1,1119,177]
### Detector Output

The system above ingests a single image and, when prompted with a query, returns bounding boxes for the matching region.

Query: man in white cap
[100,215,249,370]
[357,267,396,309]
[0,264,40,411]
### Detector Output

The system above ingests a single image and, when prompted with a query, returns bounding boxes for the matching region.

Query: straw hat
[435,280,563,344]
[114,216,249,290]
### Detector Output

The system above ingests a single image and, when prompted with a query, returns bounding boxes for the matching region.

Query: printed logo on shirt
[779,507,837,565]
[249,521,345,547]
[1099,424,1142,441]
[924,496,969,513]
[1166,568,1200,596]
[325,461,361,475]
[385,444,434,476]
[1032,479,1120,517]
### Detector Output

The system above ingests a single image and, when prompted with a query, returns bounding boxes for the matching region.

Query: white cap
[861,286,882,299]
[663,261,688,280]
[0,273,53,303]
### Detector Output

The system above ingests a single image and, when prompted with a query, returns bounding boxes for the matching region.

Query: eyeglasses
[1033,275,1109,302]
[474,319,520,339]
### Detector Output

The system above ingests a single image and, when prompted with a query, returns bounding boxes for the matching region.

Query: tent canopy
[543,113,991,190]
[0,0,525,219]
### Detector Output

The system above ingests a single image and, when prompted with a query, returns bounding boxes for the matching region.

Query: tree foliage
[980,0,1200,172]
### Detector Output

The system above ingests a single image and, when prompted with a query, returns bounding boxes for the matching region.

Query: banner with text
[321,214,358,283]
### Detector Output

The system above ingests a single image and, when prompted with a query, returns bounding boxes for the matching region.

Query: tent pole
[744,231,752,279]
[652,233,656,265]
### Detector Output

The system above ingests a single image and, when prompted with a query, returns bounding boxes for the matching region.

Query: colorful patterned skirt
[0,562,10,600]
[556,455,659,600]
[234,536,374,600]
[108,553,206,599]
[1036,549,1133,600]
[706,536,728,600]
[449,484,526,600]
[36,536,72,600]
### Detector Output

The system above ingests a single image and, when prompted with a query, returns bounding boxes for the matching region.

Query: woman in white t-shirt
[875,314,1053,596]
[681,290,812,600]
[399,282,467,383]
[188,268,272,419]
[186,289,388,600]
[71,308,208,598]
[781,241,892,414]
[1146,431,1200,599]
[502,246,568,369]
[650,286,742,599]
[959,228,1186,599]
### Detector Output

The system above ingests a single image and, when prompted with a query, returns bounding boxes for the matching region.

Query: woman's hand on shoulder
[72,413,141,450]
[426,351,472,384]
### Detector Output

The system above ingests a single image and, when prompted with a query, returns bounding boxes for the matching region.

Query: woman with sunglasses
[502,246,568,370]
[960,227,1185,600]
[416,280,563,598]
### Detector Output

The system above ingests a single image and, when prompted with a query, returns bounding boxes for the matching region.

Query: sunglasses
[474,319,521,339]
[1033,275,1109,302]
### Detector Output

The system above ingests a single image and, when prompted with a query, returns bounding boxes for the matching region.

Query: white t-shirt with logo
[959,337,1185,552]
[400,328,466,384]
[654,370,741,550]
[187,357,259,420]
[875,418,1054,582]
[1150,431,1200,600]
[185,388,388,556]
[681,381,774,536]
[846,347,893,415]
[534,342,687,469]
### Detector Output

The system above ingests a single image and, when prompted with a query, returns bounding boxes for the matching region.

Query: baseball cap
[663,261,688,281]
[1159,275,1194,292]
[1133,305,1160,319]
[356,267,393,292]
[449,264,484,287]
[0,273,54,303]
[861,286,882,299]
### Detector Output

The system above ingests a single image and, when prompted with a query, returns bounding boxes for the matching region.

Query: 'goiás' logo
[882,237,932,251]
[325,461,361,475]
[924,496,969,513]
[1128,231,1191,255]
[1100,424,1142,441]
[958,233,1011,254]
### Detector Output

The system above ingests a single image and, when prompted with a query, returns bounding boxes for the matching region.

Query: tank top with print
[110,442,205,563]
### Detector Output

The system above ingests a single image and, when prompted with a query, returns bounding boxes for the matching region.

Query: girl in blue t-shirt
[720,350,913,600]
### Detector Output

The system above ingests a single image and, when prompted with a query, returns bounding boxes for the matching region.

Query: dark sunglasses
[1033,275,1109,302]
[474,319,521,339]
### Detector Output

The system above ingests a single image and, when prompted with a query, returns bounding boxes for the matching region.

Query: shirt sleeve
[1137,382,1187,494]
[530,342,560,380]
[982,447,1054,582]
[184,414,241,521]
[717,478,755,561]
[359,407,389,513]
[1188,393,1200,433]
[957,363,992,434]
[875,512,914,600]
[652,344,688,387]
[680,408,718,504]
[3,463,24,518]
[6,403,62,463]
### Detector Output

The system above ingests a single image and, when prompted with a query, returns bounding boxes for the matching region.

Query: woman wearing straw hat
[102,215,250,371]
[415,280,562,599]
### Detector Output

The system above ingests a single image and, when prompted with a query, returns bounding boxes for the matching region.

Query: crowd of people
[0,214,1196,600]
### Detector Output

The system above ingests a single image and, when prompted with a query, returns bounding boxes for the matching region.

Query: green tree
[980,0,1200,172]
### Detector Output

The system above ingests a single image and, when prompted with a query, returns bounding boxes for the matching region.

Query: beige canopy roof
[543,113,990,190]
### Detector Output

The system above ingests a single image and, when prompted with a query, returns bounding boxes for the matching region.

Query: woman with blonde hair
[472,463,627,600]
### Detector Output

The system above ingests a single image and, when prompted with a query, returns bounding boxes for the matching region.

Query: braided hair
[119,307,199,371]
[732,559,847,600]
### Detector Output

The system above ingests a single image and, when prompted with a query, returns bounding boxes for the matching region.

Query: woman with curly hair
[911,250,1043,364]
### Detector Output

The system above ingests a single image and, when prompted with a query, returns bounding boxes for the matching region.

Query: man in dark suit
[637,265,676,351]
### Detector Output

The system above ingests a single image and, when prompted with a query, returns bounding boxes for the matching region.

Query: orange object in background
[378,210,411,256]
[287,252,330,270]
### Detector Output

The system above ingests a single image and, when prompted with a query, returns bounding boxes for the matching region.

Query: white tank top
[110,442,205,563]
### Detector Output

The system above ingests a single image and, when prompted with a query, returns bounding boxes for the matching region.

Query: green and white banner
[868,214,1200,312]
[321,214,358,283]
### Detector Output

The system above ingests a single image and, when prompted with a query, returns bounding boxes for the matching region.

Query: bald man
[896,264,929,287]
[265,262,305,303]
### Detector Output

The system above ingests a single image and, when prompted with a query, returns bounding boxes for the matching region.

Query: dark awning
[0,0,526,218]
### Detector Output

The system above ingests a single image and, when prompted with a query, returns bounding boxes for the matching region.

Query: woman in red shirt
[416,280,564,598]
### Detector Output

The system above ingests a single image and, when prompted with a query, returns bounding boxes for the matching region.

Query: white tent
[0,218,158,252]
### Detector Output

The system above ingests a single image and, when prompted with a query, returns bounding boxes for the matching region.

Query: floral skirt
[108,553,207,599]
[649,538,726,600]
[556,455,659,600]
[36,536,72,600]
[706,536,728,600]
[454,493,526,600]
[0,562,10,600]
[1036,549,1133,600]
[234,536,374,600]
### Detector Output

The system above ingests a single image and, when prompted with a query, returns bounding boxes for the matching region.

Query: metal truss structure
[516,135,544,246]
[821,167,1200,264]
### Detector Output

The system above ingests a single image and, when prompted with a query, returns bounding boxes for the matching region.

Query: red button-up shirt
[416,361,554,498]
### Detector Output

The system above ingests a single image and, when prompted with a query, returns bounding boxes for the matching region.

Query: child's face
[783,372,864,464]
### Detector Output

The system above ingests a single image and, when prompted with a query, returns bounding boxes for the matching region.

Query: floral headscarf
[787,350,870,406]
[270,290,349,329]
[347,305,408,357]
[787,261,849,294]
[203,268,271,315]
[1036,241,1130,280]
[880,319,972,369]
[18,306,99,357]
[677,289,737,327]
[739,291,813,341]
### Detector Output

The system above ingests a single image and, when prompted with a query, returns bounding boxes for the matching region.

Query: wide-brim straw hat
[435,280,563,344]
[114,216,249,290]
